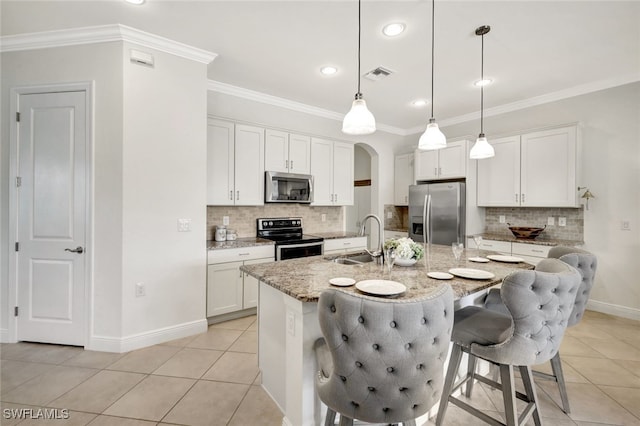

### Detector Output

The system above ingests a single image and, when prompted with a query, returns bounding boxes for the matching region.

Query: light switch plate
[558,217,566,227]
[547,217,555,226]
[499,215,506,224]
[177,219,191,232]
[222,216,229,226]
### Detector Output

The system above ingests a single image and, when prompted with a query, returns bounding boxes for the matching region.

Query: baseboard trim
[587,300,640,321]
[87,318,208,353]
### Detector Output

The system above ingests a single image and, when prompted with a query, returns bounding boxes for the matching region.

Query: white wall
[120,43,208,339]
[420,83,640,318]
[1,41,209,350]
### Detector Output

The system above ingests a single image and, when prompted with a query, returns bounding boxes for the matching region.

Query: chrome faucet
[358,214,384,263]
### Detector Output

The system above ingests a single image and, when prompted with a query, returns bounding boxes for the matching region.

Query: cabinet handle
[335,193,338,203]
[532,249,544,253]
[405,195,408,203]
[285,159,288,169]
[522,193,525,203]
[238,252,250,256]
[230,190,233,200]
[434,167,438,176]
[515,193,518,203]
[484,243,493,247]
[290,160,293,169]
[438,167,442,175]
[237,190,240,200]
[343,242,351,246]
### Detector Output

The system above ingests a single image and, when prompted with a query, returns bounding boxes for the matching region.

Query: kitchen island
[241,244,533,426]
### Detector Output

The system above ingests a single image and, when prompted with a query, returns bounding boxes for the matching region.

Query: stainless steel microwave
[265,171,314,203]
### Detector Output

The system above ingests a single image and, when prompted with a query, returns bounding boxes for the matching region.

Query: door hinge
[14,306,18,317]
[16,112,21,122]
[15,242,19,252]
[16,176,22,187]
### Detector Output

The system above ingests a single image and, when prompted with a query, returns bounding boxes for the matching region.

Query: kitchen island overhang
[241,244,534,426]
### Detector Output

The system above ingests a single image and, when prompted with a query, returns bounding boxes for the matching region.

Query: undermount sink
[326,251,375,265]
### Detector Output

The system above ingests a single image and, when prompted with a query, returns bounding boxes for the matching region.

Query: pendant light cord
[357,0,362,96]
[480,31,484,135]
[430,0,435,120]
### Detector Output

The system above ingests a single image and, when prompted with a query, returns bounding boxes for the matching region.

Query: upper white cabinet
[394,153,414,206]
[414,140,467,181]
[478,125,578,207]
[207,119,265,206]
[311,138,354,206]
[264,129,311,174]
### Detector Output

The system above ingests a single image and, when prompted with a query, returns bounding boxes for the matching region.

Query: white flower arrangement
[383,237,424,260]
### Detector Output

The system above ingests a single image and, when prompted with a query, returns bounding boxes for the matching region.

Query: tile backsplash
[484,207,584,241]
[384,205,409,230]
[207,205,343,240]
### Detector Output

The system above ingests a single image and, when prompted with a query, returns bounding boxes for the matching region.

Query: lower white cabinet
[323,237,367,255]
[467,238,553,265]
[207,246,273,317]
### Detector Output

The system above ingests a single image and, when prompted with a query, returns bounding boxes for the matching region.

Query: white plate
[427,272,453,280]
[487,254,524,263]
[329,277,356,287]
[468,257,490,263]
[448,268,496,280]
[355,280,407,296]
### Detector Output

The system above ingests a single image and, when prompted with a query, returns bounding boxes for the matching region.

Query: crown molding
[207,80,407,136]
[406,73,640,135]
[0,24,217,64]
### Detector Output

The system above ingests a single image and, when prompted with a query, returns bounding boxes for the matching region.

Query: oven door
[277,241,324,261]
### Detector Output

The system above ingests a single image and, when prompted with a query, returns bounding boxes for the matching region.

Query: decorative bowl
[507,224,546,240]
[394,257,417,267]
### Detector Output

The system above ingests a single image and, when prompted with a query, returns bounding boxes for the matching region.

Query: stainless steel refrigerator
[409,181,466,245]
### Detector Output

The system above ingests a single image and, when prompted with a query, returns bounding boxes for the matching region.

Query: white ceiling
[2,1,639,134]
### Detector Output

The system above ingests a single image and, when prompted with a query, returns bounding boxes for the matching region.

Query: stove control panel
[257,217,302,230]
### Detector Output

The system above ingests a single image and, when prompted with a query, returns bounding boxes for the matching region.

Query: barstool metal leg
[325,408,337,426]
[519,365,542,426]
[499,364,518,426]
[465,354,478,397]
[550,352,571,414]
[435,344,464,426]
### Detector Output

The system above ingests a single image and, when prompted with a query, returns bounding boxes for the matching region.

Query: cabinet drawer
[479,239,511,254]
[208,245,274,264]
[511,243,550,258]
[323,237,367,252]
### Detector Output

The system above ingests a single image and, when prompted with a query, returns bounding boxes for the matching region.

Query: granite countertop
[309,231,362,240]
[477,233,584,247]
[241,244,533,303]
[207,237,274,251]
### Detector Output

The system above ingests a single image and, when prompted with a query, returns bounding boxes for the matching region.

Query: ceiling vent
[363,66,394,81]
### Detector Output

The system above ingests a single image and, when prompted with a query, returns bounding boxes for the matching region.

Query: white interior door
[17,90,87,346]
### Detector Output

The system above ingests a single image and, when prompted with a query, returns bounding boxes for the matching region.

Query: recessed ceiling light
[124,0,145,4]
[412,99,429,107]
[474,78,493,87]
[320,66,338,76]
[382,23,406,37]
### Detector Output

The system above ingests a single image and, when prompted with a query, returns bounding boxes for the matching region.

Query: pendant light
[342,0,376,135]
[418,0,446,150]
[469,25,495,159]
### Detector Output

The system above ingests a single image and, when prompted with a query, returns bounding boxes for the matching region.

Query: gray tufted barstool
[482,246,598,413]
[315,284,454,426]
[436,258,581,426]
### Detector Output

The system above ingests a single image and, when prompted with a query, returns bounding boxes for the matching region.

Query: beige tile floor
[1,311,639,425]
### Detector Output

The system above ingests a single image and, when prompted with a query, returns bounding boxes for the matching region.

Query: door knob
[65,246,84,254]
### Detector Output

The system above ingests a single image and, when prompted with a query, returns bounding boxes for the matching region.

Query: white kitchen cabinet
[311,138,354,206]
[477,125,579,207]
[477,136,521,207]
[415,140,467,181]
[207,246,274,317]
[323,237,367,255]
[264,129,311,174]
[207,119,265,206]
[511,242,551,265]
[394,154,414,206]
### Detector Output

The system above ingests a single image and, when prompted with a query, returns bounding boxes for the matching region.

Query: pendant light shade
[342,0,376,135]
[418,119,446,150]
[470,25,494,159]
[418,0,446,150]
[343,95,376,135]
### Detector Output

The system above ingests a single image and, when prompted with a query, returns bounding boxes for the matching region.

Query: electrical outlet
[177,218,191,232]
[135,282,145,297]
[222,216,229,226]
[387,211,393,219]
[558,217,566,227]
[547,217,555,226]
[621,220,631,231]
[321,214,326,222]
[499,215,506,224]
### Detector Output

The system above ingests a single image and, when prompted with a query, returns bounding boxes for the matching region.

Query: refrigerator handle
[423,194,431,244]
